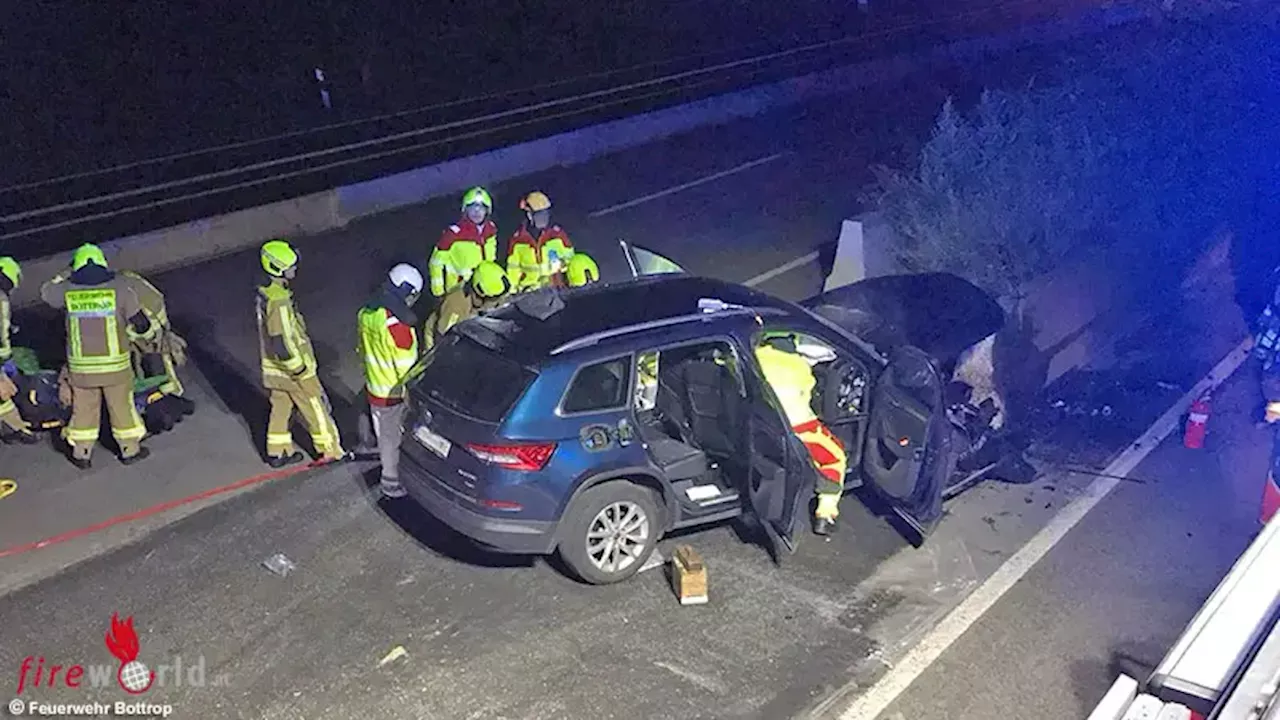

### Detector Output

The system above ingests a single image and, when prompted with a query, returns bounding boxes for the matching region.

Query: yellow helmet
[261,239,299,277]
[566,252,599,288]
[462,186,493,211]
[520,191,552,213]
[0,257,20,289]
[71,243,107,271]
[471,261,510,299]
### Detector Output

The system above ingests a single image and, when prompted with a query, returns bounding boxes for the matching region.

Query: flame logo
[104,613,154,694]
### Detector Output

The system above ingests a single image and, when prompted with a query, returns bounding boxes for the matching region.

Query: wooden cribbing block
[672,545,708,605]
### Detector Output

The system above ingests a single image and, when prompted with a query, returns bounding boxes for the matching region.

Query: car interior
[633,341,749,515]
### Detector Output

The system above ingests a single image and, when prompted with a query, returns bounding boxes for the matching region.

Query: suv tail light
[467,442,556,471]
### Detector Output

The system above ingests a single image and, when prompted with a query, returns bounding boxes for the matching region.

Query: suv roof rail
[549,306,784,356]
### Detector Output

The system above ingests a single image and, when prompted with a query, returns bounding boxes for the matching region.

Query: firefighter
[356,263,424,499]
[506,191,574,292]
[40,244,153,468]
[565,252,600,288]
[118,269,194,415]
[754,334,848,535]
[256,239,344,467]
[423,260,511,350]
[428,186,498,298]
[0,256,39,444]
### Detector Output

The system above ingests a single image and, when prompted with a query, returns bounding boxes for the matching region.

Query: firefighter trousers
[0,400,30,434]
[65,382,146,460]
[265,376,343,460]
[794,419,848,496]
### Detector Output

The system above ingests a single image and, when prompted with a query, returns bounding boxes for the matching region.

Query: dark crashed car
[398,243,1007,584]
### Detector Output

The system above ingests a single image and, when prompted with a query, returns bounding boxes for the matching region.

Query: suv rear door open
[743,365,815,560]
[619,240,687,278]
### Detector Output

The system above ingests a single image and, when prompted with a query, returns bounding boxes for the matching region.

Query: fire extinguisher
[1184,395,1211,450]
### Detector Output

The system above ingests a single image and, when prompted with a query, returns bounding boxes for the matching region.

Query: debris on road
[261,553,296,577]
[672,545,708,605]
[378,645,407,667]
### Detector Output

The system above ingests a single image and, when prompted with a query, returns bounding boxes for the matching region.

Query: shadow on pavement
[178,318,271,460]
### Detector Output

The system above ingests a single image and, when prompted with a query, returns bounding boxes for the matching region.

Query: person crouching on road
[356,263,424,499]
[423,260,512,351]
[754,334,848,536]
[0,256,39,445]
[428,186,498,298]
[256,240,344,467]
[41,244,153,468]
[506,191,575,292]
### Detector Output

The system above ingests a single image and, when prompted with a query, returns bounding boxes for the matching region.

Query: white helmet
[388,264,424,295]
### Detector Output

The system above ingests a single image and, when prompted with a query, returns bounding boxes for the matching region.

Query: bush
[869,11,1280,311]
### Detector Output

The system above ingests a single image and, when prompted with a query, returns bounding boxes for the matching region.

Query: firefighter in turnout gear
[41,244,153,468]
[565,252,600,289]
[428,186,498,297]
[753,335,848,535]
[256,240,344,467]
[119,269,194,415]
[356,263,423,499]
[423,260,511,350]
[0,256,39,444]
[506,191,574,292]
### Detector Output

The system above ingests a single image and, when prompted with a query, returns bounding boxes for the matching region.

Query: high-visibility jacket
[506,224,573,291]
[119,270,170,336]
[428,219,498,297]
[422,289,509,351]
[256,280,318,390]
[754,344,818,428]
[42,273,147,387]
[0,289,11,363]
[358,304,419,405]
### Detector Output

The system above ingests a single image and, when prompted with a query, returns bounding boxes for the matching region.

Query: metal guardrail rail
[0,0,1104,259]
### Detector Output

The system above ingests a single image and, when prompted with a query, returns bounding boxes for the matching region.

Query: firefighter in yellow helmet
[118,268,194,419]
[428,187,498,297]
[506,191,575,292]
[256,239,344,467]
[0,257,39,445]
[355,263,424,499]
[753,334,848,535]
[40,244,153,468]
[423,260,511,350]
[565,252,600,288]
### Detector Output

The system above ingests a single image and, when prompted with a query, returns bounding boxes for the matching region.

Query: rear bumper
[400,451,558,555]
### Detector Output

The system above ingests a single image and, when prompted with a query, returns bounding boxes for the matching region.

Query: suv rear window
[412,335,536,423]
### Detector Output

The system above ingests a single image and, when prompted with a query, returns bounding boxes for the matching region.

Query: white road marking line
[834,336,1255,720]
[745,250,821,287]
[586,153,788,218]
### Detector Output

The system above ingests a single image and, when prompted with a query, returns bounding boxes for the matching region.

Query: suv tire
[558,481,661,585]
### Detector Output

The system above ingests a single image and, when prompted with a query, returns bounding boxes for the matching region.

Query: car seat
[679,356,742,459]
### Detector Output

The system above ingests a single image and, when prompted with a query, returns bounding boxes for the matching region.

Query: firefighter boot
[813,493,841,536]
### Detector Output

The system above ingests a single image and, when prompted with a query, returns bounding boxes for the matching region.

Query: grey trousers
[370,402,407,480]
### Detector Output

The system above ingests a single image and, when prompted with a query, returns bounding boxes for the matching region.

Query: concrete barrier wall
[12,3,1144,311]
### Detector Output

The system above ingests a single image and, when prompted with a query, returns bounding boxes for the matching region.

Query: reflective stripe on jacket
[429,220,498,296]
[256,281,317,389]
[358,305,419,404]
[506,225,573,291]
[0,290,10,362]
[754,344,818,428]
[42,276,143,383]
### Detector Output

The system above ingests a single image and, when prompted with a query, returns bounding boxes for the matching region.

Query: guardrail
[0,0,1107,260]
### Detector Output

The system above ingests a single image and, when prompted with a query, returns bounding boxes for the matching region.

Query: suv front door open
[861,345,951,540]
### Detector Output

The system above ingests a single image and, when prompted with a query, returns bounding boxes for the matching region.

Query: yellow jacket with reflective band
[357,305,419,402]
[422,289,509,351]
[0,289,11,362]
[754,344,818,427]
[119,271,170,337]
[256,281,317,389]
[41,276,144,386]
[429,220,498,296]
[506,226,573,291]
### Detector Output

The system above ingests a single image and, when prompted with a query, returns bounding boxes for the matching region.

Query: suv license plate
[414,425,452,459]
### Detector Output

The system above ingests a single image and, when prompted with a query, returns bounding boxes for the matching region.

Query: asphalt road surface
[2,18,1244,720]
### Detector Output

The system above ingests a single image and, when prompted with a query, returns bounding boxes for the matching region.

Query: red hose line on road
[0,458,340,560]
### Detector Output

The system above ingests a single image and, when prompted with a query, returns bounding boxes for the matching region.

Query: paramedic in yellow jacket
[428,187,498,297]
[423,260,511,350]
[506,191,574,292]
[754,335,848,535]
[256,240,344,467]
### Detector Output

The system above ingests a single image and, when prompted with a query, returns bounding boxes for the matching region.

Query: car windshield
[409,334,537,424]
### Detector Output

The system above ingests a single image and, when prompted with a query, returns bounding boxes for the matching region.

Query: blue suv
[399,243,1005,584]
